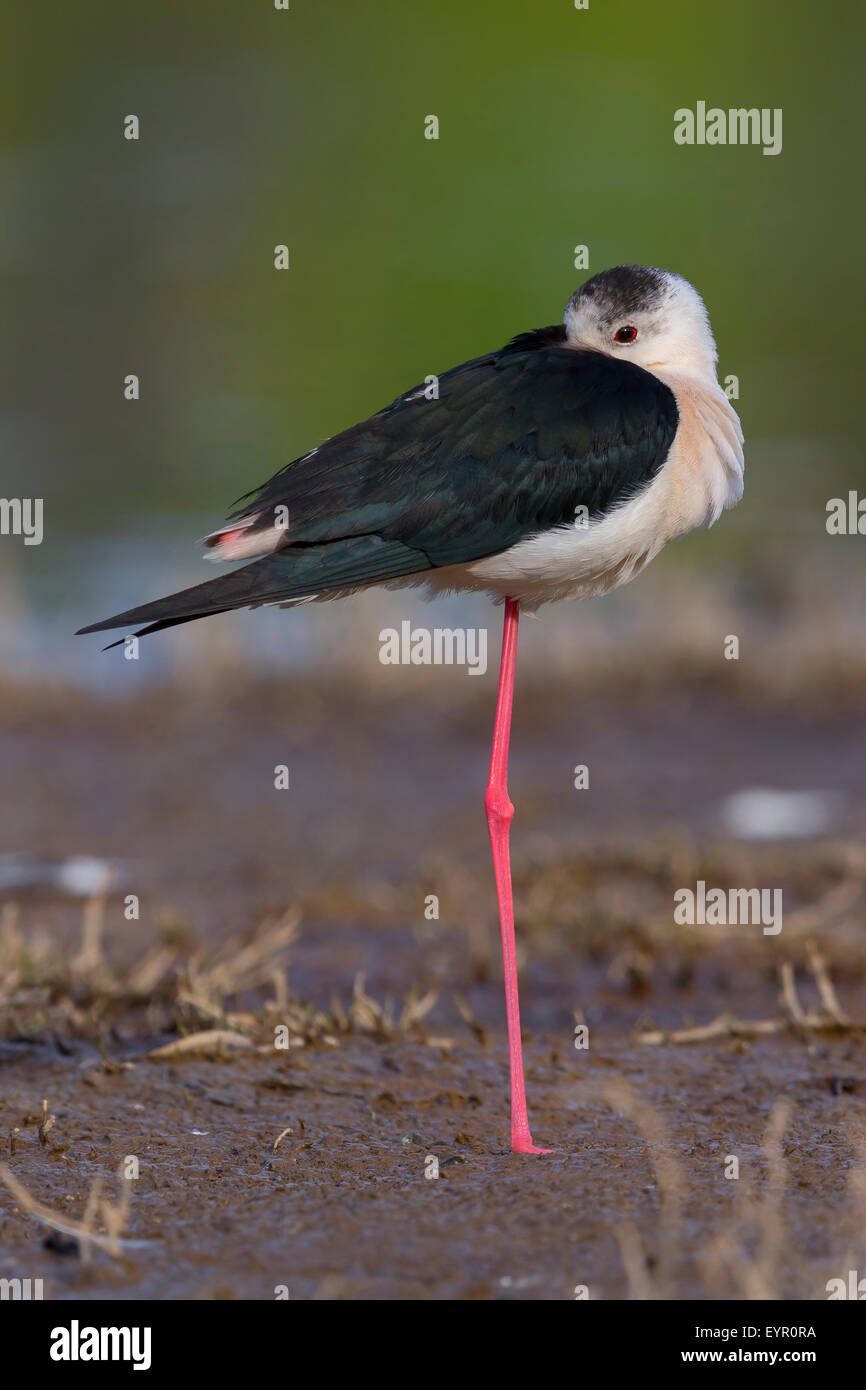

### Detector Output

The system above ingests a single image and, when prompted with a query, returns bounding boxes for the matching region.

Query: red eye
[615,325,638,343]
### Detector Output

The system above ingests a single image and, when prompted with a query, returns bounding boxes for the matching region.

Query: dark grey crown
[569,265,671,325]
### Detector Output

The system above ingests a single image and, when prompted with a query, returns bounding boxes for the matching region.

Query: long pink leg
[485,597,552,1155]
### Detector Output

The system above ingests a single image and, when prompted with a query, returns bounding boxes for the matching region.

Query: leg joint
[484,785,514,823]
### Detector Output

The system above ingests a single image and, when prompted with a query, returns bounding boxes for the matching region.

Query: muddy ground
[1,678,865,1300]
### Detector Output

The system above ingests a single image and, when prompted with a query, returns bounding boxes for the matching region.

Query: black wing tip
[75,621,144,651]
[77,608,233,649]
[73,623,134,652]
[76,619,134,640]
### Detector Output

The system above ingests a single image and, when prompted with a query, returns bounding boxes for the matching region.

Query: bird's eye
[614,325,638,344]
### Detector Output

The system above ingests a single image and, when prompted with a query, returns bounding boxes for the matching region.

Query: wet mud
[1,682,865,1299]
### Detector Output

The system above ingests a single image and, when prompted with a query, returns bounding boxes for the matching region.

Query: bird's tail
[76,537,430,643]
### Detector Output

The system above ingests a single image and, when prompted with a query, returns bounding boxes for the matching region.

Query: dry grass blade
[0,903,23,1003]
[142,1029,254,1059]
[126,945,178,996]
[179,911,301,1021]
[782,877,864,939]
[779,962,808,1025]
[640,956,866,1046]
[453,993,487,1045]
[0,1162,148,1257]
[612,1221,655,1299]
[638,1015,783,1045]
[399,988,438,1029]
[697,1225,774,1300]
[72,889,110,977]
[805,939,849,1023]
[349,973,393,1036]
[604,1079,684,1296]
[38,1098,55,1146]
[753,1099,793,1297]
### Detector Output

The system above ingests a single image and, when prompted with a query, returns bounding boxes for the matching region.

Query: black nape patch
[571,265,670,321]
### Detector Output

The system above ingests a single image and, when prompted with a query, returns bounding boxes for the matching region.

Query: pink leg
[485,597,552,1155]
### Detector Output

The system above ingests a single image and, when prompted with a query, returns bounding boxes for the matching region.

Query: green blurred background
[1,0,863,685]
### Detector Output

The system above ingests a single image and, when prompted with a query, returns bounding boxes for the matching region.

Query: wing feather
[78,329,678,638]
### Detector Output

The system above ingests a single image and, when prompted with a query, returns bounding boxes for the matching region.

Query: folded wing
[78,329,678,638]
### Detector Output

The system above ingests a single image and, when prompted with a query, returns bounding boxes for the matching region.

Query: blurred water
[3,495,864,698]
[1,516,506,690]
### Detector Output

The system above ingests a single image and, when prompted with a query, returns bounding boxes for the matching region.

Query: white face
[563,266,719,379]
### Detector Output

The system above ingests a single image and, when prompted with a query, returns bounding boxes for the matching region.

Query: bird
[78,265,744,1155]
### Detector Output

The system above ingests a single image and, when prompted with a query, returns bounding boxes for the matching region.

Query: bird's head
[563,265,719,379]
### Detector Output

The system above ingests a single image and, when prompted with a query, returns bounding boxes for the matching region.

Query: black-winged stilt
[79,265,744,1154]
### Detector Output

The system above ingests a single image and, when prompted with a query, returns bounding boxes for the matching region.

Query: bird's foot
[512,1134,556,1156]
